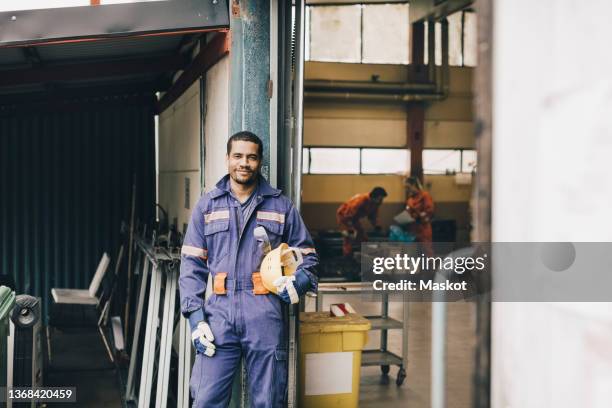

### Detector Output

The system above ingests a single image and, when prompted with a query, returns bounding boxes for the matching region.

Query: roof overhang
[0,0,229,48]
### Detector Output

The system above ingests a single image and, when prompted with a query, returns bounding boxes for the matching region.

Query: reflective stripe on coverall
[336,193,380,257]
[179,174,318,408]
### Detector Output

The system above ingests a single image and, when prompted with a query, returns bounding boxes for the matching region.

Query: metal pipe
[287,1,306,407]
[292,0,305,211]
[427,19,436,85]
[431,271,447,408]
[304,91,445,103]
[304,79,436,94]
[440,18,450,96]
[279,0,293,197]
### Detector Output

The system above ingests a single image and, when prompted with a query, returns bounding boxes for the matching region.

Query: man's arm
[179,199,209,317]
[283,204,319,294]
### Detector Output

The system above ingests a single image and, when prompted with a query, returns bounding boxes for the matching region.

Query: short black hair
[370,187,388,198]
[227,131,264,158]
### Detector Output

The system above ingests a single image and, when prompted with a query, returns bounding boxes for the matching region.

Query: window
[422,10,478,67]
[461,149,477,173]
[362,4,410,64]
[302,148,310,174]
[308,148,360,174]
[309,5,362,63]
[361,149,410,174]
[302,147,475,175]
[423,149,461,174]
[307,3,410,64]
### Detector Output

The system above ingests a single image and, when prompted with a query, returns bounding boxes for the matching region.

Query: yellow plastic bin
[298,312,371,408]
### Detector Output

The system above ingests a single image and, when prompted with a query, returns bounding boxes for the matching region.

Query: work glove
[274,270,311,304]
[188,309,216,357]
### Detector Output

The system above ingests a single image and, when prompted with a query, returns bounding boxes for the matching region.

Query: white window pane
[423,149,460,174]
[309,5,361,63]
[303,148,310,173]
[462,150,477,173]
[362,4,409,64]
[309,148,360,174]
[362,149,410,174]
[305,7,311,61]
[448,11,463,66]
[463,11,478,67]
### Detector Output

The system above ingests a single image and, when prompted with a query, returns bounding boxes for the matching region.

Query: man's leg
[190,317,241,408]
[241,293,287,408]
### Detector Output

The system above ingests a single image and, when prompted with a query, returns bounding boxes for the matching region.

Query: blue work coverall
[179,174,318,407]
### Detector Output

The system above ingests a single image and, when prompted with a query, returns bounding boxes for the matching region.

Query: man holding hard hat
[179,131,318,408]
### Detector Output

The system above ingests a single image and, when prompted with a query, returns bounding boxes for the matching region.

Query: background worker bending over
[336,187,387,257]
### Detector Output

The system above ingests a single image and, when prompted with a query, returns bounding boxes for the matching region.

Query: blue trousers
[190,282,287,407]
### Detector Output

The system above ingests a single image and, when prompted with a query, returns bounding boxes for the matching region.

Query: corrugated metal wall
[0,98,156,321]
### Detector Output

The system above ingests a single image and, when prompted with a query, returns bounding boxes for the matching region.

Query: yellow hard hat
[260,243,304,294]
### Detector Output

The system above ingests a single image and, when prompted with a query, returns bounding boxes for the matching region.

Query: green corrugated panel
[0,97,156,324]
[0,285,15,387]
[0,285,15,321]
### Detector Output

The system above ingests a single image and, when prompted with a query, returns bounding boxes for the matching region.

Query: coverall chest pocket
[255,220,284,249]
[204,218,230,269]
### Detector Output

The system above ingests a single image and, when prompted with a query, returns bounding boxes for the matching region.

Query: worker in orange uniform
[336,187,388,257]
[405,176,435,255]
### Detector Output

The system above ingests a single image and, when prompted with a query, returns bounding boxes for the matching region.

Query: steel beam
[0,0,229,48]
[407,104,425,182]
[0,55,186,88]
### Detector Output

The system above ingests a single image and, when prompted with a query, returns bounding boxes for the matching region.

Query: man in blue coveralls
[179,131,318,407]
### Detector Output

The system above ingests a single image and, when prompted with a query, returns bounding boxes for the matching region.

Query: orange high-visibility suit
[406,190,434,253]
[336,193,380,257]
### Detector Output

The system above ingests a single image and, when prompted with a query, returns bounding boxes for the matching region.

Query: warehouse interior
[2,0,611,407]
[3,0,480,407]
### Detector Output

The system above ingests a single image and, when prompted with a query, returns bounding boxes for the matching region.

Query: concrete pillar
[229,0,271,179]
[228,1,272,406]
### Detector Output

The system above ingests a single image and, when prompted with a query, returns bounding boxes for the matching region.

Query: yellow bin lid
[300,312,371,334]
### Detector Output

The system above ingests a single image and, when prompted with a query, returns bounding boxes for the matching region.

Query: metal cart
[314,282,408,386]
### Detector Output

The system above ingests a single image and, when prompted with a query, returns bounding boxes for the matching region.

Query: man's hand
[274,270,311,304]
[192,322,216,357]
[188,309,216,357]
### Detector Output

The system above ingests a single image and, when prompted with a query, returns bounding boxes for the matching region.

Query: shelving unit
[315,282,408,386]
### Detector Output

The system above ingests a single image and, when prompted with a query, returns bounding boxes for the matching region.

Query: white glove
[191,321,216,357]
[273,275,300,304]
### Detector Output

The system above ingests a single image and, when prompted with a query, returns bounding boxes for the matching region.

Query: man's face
[227,141,261,185]
[372,195,384,205]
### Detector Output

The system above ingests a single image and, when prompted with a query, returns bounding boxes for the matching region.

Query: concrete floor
[44,296,475,408]
[45,327,123,407]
